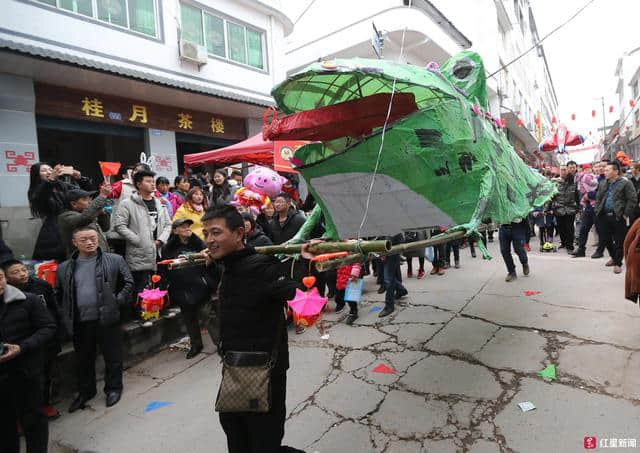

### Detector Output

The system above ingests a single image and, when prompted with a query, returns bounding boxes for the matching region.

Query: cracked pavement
[48,242,640,453]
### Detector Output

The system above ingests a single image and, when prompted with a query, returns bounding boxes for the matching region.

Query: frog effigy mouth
[266,59,457,147]
[263,92,418,142]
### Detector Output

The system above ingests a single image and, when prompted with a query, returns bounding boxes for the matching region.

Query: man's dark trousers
[219,370,286,453]
[599,213,627,266]
[499,222,528,274]
[73,320,123,397]
[577,210,595,251]
[383,254,406,309]
[556,214,576,250]
[0,372,48,453]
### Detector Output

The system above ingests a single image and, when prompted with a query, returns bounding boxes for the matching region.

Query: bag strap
[268,306,286,369]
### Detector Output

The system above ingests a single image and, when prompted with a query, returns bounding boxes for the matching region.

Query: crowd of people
[1,152,639,453]
[496,155,639,284]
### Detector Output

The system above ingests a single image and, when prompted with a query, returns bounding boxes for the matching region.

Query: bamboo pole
[254,239,391,255]
[314,226,490,272]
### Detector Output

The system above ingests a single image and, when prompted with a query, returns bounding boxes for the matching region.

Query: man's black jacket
[217,247,299,372]
[56,248,133,336]
[0,285,56,378]
[269,207,306,245]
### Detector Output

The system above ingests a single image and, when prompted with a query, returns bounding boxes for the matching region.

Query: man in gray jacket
[595,161,637,274]
[58,185,112,257]
[57,227,133,412]
[113,170,171,321]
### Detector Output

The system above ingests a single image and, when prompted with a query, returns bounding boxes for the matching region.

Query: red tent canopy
[183,133,275,167]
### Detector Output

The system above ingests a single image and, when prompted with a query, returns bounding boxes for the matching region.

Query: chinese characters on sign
[210,118,225,134]
[129,105,148,124]
[81,97,104,118]
[178,113,193,130]
[36,84,246,140]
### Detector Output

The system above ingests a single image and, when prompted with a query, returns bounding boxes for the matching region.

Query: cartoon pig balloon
[231,166,287,216]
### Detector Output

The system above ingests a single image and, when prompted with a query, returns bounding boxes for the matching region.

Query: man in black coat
[201,205,304,453]
[0,267,57,453]
[56,226,133,412]
[3,259,62,420]
[594,161,637,274]
[269,192,306,245]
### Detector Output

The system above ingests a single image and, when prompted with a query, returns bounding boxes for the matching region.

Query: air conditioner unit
[179,40,208,65]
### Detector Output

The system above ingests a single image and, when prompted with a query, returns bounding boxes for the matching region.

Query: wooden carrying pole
[314,227,488,272]
[254,239,392,255]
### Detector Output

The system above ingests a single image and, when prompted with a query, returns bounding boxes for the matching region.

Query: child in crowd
[404,229,427,279]
[334,262,362,325]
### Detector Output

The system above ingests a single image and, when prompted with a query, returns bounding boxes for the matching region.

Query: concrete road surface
[47,240,640,453]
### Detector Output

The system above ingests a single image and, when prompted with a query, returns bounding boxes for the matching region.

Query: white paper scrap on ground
[518,401,536,412]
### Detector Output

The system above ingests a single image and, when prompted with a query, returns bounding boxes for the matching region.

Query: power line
[487,0,597,79]
[293,0,317,26]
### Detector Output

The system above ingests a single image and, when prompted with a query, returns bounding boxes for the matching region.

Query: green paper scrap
[538,364,556,380]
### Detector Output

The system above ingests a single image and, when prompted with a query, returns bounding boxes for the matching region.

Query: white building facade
[610,50,640,160]
[284,0,558,166]
[0,0,292,256]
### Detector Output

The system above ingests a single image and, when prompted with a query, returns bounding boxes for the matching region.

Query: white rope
[357,0,412,239]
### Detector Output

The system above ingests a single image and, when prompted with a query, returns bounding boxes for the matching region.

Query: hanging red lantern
[551,116,557,124]
[535,115,541,126]
[613,127,619,135]
[571,113,576,121]
[516,117,524,127]
[592,110,596,118]
[608,105,614,113]
[630,99,636,108]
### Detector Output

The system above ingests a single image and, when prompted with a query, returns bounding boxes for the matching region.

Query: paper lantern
[631,99,636,108]
[571,113,576,121]
[609,105,614,113]
[516,117,524,127]
[551,116,557,124]
[592,110,596,118]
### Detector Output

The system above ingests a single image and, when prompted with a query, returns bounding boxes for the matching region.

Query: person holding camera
[56,227,133,413]
[0,266,57,453]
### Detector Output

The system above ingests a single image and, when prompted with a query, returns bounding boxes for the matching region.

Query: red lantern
[535,115,541,126]
[609,105,614,113]
[631,99,636,108]
[592,110,596,118]
[516,117,524,127]
[551,116,557,124]
[571,113,576,121]
[613,127,619,135]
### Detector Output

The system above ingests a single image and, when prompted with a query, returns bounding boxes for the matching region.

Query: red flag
[99,161,121,177]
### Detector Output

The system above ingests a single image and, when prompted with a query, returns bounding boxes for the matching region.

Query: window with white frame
[35,0,158,37]
[180,3,266,70]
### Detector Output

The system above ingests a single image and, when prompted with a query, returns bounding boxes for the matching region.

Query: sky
[531,0,640,148]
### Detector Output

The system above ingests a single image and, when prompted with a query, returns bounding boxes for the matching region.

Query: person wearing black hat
[162,218,218,359]
[58,183,112,257]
